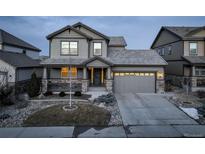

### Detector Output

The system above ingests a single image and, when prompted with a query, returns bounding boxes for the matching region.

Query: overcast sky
[0,16,205,55]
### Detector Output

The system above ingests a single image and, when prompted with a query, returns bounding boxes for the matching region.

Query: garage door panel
[114,73,155,93]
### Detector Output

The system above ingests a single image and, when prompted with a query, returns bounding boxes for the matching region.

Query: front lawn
[23,104,111,127]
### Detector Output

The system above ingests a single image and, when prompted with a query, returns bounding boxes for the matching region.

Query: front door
[93,68,101,86]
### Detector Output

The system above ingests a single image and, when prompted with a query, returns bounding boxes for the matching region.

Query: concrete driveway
[115,93,197,126]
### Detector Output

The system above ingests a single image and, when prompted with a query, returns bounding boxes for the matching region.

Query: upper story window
[61,41,78,55]
[167,46,172,55]
[189,42,197,56]
[93,42,102,56]
[161,48,165,56]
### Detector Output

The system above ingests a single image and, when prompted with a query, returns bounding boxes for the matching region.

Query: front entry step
[89,87,107,92]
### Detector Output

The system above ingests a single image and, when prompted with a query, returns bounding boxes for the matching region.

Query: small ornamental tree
[27,72,40,97]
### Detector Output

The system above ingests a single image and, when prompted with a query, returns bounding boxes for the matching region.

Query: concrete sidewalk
[0,125,205,138]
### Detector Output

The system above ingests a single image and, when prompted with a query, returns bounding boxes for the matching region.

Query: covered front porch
[41,57,113,93]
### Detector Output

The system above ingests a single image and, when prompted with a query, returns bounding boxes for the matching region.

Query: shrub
[0,86,14,106]
[196,90,205,98]
[59,91,66,97]
[74,91,82,97]
[43,91,53,96]
[27,73,40,97]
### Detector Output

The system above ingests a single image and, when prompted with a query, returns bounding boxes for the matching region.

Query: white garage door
[114,72,156,93]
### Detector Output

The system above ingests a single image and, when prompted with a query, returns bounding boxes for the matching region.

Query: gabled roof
[46,25,93,40]
[72,22,110,41]
[151,26,205,48]
[182,56,205,65]
[82,56,113,66]
[0,50,41,68]
[0,29,41,51]
[109,36,127,47]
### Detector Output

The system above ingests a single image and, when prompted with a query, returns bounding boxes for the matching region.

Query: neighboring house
[41,22,167,93]
[151,26,205,91]
[0,29,42,93]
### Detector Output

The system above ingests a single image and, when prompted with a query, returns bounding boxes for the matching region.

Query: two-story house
[0,29,42,93]
[41,22,167,93]
[151,26,205,91]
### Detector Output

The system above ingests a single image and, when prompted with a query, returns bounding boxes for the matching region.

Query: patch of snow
[86,91,108,100]
[180,107,199,120]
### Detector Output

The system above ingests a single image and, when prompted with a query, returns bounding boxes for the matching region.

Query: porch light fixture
[157,72,164,79]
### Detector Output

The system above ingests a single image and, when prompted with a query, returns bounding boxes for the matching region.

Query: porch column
[101,68,104,84]
[91,67,94,84]
[42,67,48,93]
[192,66,195,76]
[83,67,87,79]
[43,67,47,79]
[107,67,111,79]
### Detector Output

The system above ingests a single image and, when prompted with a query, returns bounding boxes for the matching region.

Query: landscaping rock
[94,93,116,106]
[0,114,10,120]
[17,93,29,101]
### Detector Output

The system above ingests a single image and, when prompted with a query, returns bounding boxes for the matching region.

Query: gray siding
[49,27,109,59]
[156,41,184,61]
[50,38,89,59]
[87,59,109,68]
[165,61,188,76]
[3,45,39,59]
[152,30,180,48]
[16,68,42,81]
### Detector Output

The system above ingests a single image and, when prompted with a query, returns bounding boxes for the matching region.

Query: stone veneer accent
[105,79,113,92]
[82,80,89,93]
[156,80,165,93]
[47,79,82,92]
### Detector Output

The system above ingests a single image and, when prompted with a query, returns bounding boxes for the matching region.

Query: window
[167,46,172,55]
[61,67,69,77]
[71,67,77,77]
[61,67,77,78]
[161,48,165,56]
[114,72,155,77]
[93,43,102,56]
[23,49,26,54]
[61,41,78,55]
[189,42,197,56]
[195,67,205,76]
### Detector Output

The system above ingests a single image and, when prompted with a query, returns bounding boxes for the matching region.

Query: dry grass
[23,104,111,127]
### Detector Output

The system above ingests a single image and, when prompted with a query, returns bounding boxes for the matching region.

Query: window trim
[167,45,172,55]
[93,42,102,56]
[60,41,79,56]
[161,48,165,56]
[189,42,198,56]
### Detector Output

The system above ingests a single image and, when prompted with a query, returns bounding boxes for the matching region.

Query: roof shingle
[0,29,41,51]
[109,36,127,47]
[0,50,41,68]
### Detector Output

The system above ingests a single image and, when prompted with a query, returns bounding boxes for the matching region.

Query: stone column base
[105,79,113,92]
[156,80,165,93]
[42,79,48,93]
[82,80,89,93]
